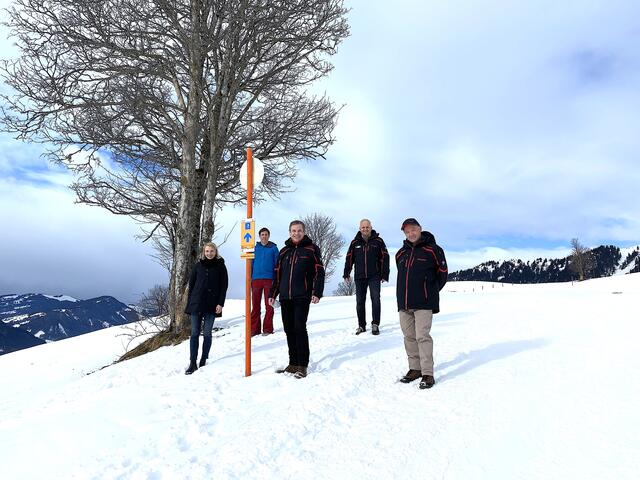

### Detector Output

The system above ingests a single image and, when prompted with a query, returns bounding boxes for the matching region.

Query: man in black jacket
[395,218,447,389]
[343,219,390,335]
[269,220,325,378]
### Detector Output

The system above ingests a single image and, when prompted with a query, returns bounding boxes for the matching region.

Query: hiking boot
[372,324,380,335]
[294,367,308,379]
[198,357,207,368]
[185,362,198,375]
[419,375,435,389]
[399,369,421,383]
[276,365,298,374]
[355,326,366,335]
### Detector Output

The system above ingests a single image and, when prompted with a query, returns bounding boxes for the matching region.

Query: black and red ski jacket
[343,230,390,281]
[395,231,448,313]
[271,235,325,301]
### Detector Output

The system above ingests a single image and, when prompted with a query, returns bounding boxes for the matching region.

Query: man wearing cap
[343,219,390,335]
[395,218,448,389]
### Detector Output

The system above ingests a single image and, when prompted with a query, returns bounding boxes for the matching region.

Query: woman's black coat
[185,257,229,316]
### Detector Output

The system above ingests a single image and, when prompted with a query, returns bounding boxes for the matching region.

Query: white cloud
[0,176,167,304]
[306,0,640,247]
[2,0,640,301]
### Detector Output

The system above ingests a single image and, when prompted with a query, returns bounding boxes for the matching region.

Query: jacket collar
[201,257,223,266]
[354,229,379,242]
[285,235,312,248]
[402,231,436,249]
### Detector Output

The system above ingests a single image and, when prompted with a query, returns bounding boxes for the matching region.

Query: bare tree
[333,277,355,296]
[145,211,235,274]
[569,238,594,281]
[1,0,349,335]
[139,284,170,317]
[301,212,345,280]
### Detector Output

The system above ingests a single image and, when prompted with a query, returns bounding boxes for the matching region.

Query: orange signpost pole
[245,147,253,377]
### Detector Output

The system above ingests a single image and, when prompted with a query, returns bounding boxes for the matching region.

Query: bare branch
[301,212,345,281]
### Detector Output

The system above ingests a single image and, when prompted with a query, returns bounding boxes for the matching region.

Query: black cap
[401,218,421,230]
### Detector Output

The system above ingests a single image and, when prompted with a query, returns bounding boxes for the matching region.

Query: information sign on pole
[240,219,256,250]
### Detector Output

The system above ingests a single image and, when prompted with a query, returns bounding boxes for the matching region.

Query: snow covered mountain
[0,294,140,355]
[0,320,45,355]
[0,275,638,479]
[451,244,640,283]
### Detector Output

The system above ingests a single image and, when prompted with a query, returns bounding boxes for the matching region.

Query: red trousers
[251,279,274,334]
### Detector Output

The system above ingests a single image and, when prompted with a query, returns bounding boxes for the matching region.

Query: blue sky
[2,0,640,303]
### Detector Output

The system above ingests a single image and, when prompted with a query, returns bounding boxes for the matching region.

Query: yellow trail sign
[240,219,255,250]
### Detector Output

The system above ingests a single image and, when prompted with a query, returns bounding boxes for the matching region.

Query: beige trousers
[399,309,434,375]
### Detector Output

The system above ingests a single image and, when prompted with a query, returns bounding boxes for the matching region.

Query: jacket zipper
[289,249,297,298]
[405,248,414,309]
[423,278,428,301]
[364,243,368,278]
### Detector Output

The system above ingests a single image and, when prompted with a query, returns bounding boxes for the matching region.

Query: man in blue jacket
[251,227,279,336]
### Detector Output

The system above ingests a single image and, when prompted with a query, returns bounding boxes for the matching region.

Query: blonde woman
[184,242,228,374]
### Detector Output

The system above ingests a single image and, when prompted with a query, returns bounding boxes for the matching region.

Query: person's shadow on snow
[437,338,550,383]
[311,324,405,371]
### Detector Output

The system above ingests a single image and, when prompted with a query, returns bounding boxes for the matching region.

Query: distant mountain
[450,245,640,283]
[0,294,140,355]
[0,321,46,355]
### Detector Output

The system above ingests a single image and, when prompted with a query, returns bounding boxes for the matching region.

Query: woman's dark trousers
[280,298,311,367]
[190,313,215,363]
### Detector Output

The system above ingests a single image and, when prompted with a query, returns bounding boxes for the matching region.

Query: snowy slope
[617,245,640,274]
[0,275,639,479]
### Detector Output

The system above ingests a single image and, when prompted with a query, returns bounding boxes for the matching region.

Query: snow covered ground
[1,275,639,479]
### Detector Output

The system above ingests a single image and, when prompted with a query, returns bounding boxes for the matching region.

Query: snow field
[1,275,639,479]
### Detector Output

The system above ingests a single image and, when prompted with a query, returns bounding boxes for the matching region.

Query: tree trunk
[201,82,232,244]
[170,174,201,333]
[201,145,223,243]
[169,6,205,332]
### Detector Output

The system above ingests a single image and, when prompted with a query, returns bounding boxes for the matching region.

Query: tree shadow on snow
[437,338,550,383]
[213,335,289,363]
